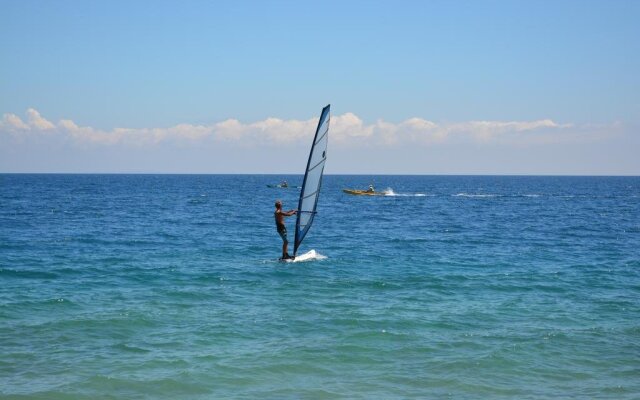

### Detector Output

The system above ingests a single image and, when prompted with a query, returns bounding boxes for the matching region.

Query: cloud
[331,113,375,141]
[0,108,608,148]
[1,113,30,131]
[1,108,56,136]
[434,119,574,143]
[26,108,55,130]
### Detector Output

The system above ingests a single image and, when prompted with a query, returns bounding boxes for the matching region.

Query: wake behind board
[282,249,326,263]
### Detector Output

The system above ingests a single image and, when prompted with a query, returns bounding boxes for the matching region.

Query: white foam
[453,193,497,198]
[286,249,327,263]
[382,188,427,197]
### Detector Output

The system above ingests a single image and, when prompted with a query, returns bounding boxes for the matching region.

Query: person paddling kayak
[274,200,296,259]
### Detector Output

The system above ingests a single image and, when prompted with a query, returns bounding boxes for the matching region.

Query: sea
[1,174,639,399]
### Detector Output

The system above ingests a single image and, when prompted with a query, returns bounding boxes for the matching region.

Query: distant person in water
[367,184,375,193]
[274,200,296,259]
[281,181,288,188]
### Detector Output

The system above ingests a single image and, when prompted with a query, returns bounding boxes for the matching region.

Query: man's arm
[282,210,297,216]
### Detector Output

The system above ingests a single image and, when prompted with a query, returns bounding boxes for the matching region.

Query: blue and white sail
[294,104,330,256]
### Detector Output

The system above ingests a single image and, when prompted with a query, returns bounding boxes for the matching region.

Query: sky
[1,0,638,174]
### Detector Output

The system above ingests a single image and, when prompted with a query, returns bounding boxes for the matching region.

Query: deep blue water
[1,174,639,399]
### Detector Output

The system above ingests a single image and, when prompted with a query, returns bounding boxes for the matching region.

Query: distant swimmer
[274,200,297,260]
[367,184,375,193]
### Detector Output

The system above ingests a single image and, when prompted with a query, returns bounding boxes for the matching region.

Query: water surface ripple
[1,174,639,399]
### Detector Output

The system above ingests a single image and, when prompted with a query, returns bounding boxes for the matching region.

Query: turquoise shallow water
[1,174,639,399]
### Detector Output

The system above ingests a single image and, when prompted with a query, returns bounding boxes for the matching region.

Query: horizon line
[1,172,638,177]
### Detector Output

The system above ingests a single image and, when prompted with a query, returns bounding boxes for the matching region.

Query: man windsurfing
[274,200,296,260]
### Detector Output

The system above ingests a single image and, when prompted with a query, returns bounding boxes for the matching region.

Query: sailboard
[293,104,330,256]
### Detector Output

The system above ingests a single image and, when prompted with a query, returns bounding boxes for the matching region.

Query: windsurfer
[274,200,297,259]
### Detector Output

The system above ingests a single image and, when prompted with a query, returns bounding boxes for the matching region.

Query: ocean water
[1,174,639,399]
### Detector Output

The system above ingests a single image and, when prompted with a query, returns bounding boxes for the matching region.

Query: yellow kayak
[342,189,386,196]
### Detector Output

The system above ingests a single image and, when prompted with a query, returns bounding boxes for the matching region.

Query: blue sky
[1,0,638,174]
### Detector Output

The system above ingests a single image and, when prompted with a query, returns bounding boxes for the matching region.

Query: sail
[294,104,330,255]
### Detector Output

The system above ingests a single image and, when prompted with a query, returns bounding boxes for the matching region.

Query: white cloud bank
[0,108,611,148]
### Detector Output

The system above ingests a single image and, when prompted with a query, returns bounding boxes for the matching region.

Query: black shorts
[277,226,288,243]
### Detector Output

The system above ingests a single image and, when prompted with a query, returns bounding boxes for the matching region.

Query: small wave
[187,198,208,205]
[0,268,59,280]
[453,193,498,198]
[114,343,151,353]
